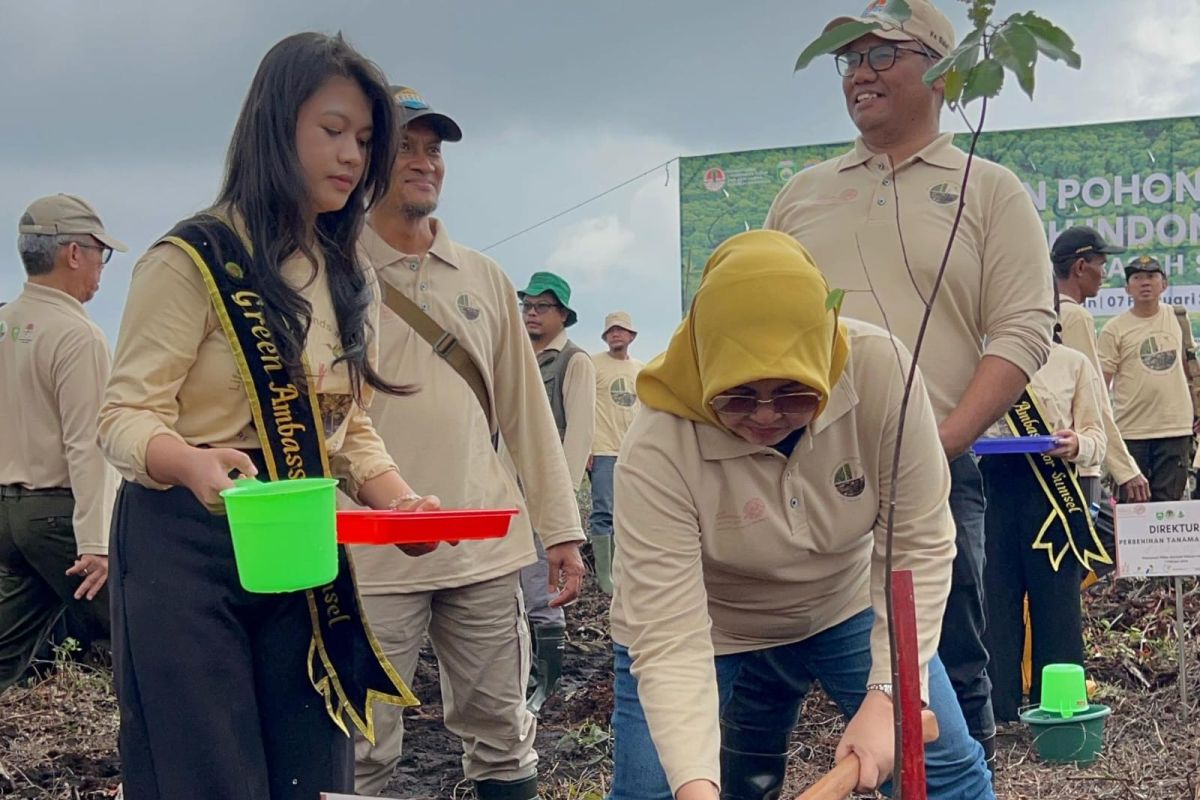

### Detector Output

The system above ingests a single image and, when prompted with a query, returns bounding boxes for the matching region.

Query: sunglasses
[710,391,821,417]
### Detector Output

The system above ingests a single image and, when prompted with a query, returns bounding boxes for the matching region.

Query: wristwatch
[866,682,894,700]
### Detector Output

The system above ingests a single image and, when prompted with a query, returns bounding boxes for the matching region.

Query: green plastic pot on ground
[220,477,339,593]
[1019,704,1112,765]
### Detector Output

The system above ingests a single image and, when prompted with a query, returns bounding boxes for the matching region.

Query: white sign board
[1115,500,1200,577]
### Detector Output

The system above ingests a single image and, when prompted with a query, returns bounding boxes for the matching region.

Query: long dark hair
[217,32,407,402]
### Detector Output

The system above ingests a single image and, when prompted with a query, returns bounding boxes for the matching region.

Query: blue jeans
[588,455,616,539]
[938,453,995,742]
[608,610,994,800]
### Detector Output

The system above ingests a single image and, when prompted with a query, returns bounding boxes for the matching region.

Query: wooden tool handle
[794,709,940,800]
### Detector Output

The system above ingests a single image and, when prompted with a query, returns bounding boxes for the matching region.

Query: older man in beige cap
[587,311,642,594]
[0,194,126,690]
[765,0,1056,774]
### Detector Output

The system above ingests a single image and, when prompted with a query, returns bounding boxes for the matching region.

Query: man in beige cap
[765,0,1055,772]
[350,88,585,800]
[0,194,125,690]
[587,311,643,594]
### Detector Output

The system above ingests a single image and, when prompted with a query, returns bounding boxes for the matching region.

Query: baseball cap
[603,311,638,338]
[391,86,463,142]
[1051,226,1126,262]
[1124,254,1165,280]
[518,271,577,327]
[18,194,128,252]
[823,0,956,58]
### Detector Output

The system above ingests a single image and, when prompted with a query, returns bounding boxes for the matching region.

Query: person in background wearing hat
[1051,226,1150,505]
[587,311,644,595]
[350,86,585,800]
[1098,255,1198,502]
[0,194,124,692]
[765,0,1055,767]
[609,230,993,800]
[518,271,595,714]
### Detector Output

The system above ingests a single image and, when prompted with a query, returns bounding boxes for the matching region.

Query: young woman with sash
[97,33,437,799]
[607,230,994,800]
[979,297,1112,722]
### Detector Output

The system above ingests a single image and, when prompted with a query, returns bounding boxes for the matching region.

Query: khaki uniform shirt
[1058,298,1141,482]
[986,344,1107,469]
[98,241,397,497]
[1097,305,1194,440]
[346,222,585,594]
[0,284,117,555]
[591,352,644,456]
[610,320,955,793]
[765,133,1055,423]
[540,331,595,489]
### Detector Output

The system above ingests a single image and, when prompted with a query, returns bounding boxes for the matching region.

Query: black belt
[0,485,73,499]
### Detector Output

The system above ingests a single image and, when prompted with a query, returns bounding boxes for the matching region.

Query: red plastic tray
[336,508,519,545]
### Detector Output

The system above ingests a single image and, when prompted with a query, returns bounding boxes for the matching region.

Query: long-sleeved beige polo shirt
[539,330,595,489]
[1058,297,1141,482]
[0,283,117,555]
[98,238,397,499]
[347,222,585,594]
[765,133,1055,424]
[610,320,955,794]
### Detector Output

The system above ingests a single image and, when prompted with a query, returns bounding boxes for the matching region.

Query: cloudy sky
[2,0,1199,358]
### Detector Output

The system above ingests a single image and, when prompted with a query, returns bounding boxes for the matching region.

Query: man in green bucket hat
[516,270,595,713]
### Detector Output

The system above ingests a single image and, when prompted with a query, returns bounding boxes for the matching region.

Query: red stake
[891,569,927,800]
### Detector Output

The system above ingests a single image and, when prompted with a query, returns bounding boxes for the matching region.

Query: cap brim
[603,325,638,337]
[1097,243,1127,255]
[93,232,129,252]
[401,109,463,142]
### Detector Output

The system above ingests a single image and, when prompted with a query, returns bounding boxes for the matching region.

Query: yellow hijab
[639,230,850,428]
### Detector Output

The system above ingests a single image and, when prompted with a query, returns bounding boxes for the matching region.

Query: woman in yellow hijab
[607,231,993,800]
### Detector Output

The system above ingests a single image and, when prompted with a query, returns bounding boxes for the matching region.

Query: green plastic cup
[1020,704,1111,765]
[221,477,339,593]
[1039,663,1089,719]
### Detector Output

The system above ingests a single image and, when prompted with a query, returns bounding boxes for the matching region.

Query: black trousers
[1125,436,1192,502]
[110,482,353,800]
[979,456,1084,722]
[937,454,994,741]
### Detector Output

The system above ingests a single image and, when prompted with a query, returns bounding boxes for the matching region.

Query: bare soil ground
[2,575,1197,799]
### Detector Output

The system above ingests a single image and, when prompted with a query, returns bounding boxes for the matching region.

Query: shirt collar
[20,282,89,319]
[837,132,964,173]
[360,217,463,270]
[543,330,571,353]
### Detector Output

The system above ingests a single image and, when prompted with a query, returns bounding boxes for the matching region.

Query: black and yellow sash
[162,215,417,742]
[1002,388,1113,573]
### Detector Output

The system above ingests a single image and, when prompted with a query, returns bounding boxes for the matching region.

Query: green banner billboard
[679,115,1200,321]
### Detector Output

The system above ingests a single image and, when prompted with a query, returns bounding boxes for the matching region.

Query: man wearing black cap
[1051,227,1150,504]
[1098,255,1197,502]
[350,87,586,800]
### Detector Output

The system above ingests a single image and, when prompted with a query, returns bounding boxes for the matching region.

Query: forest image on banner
[679,115,1200,326]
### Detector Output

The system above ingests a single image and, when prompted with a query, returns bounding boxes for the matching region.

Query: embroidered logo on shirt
[743,497,766,521]
[319,393,353,439]
[456,293,481,321]
[12,323,35,344]
[609,377,637,408]
[833,460,866,499]
[929,183,960,205]
[1139,335,1177,371]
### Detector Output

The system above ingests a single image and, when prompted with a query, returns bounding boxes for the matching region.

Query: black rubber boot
[978,732,997,783]
[719,723,788,800]
[475,775,541,800]
[526,623,565,715]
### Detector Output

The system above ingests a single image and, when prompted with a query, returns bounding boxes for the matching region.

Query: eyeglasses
[72,242,113,264]
[834,44,932,77]
[710,391,822,417]
[521,301,562,315]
